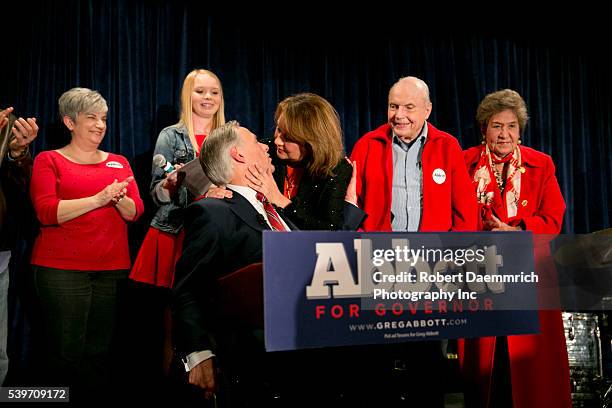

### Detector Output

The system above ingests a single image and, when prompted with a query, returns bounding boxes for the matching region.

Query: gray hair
[58,87,108,122]
[200,120,241,186]
[476,89,529,134]
[390,76,431,104]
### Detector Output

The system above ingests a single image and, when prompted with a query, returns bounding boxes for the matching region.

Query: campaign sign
[264,231,540,352]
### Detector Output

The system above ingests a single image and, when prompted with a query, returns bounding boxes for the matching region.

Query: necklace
[492,164,505,192]
[487,145,515,193]
[284,174,297,198]
[284,166,303,199]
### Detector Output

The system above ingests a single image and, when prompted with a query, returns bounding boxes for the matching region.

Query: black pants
[33,266,126,400]
[112,280,172,404]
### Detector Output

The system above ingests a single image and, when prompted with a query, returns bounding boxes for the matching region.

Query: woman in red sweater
[30,88,144,393]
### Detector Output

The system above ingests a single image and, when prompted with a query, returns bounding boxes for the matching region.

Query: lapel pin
[521,199,528,207]
[519,167,526,173]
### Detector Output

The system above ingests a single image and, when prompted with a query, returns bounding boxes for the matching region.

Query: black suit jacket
[172,189,297,355]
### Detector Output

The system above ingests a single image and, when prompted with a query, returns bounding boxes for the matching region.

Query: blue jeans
[0,251,10,386]
[33,266,127,391]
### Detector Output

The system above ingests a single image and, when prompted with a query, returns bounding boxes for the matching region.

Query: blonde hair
[274,93,344,178]
[177,69,226,145]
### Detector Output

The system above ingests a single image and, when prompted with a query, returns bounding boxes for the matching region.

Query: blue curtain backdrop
[1,2,610,234]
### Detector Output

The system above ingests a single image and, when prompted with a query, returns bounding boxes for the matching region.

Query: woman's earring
[518,138,522,145]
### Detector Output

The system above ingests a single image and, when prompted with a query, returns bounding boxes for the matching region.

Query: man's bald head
[389,76,431,104]
[387,76,433,142]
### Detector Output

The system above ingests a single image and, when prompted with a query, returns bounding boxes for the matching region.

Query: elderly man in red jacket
[349,77,477,406]
[351,76,477,232]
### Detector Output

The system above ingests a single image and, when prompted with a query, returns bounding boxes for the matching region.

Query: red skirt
[129,227,185,288]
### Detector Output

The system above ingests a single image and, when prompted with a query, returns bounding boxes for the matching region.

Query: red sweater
[350,122,477,232]
[30,151,144,271]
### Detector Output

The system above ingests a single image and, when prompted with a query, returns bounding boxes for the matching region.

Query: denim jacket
[150,125,196,234]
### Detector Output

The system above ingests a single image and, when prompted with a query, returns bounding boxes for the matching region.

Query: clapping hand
[95,177,134,207]
[0,107,12,131]
[9,117,39,157]
[1,107,39,158]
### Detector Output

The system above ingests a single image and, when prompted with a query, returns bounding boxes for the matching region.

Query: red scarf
[472,144,522,224]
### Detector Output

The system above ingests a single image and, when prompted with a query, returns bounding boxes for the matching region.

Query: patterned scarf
[472,144,522,223]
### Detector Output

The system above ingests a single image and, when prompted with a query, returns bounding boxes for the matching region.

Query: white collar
[226,184,259,208]
[226,183,291,231]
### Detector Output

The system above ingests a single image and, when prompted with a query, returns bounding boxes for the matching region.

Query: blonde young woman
[129,69,225,375]
[131,68,224,289]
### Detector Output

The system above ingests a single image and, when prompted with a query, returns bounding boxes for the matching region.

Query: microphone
[153,154,175,173]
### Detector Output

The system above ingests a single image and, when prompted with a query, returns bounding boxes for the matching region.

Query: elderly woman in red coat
[459,89,571,407]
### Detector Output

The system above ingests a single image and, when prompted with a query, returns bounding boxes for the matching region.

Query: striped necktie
[256,192,287,231]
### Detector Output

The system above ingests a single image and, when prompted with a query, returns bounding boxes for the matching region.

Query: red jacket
[350,122,477,232]
[459,145,571,408]
[463,145,566,233]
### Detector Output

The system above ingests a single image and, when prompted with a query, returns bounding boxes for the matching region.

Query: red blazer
[350,122,477,232]
[459,145,571,408]
[463,145,566,233]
